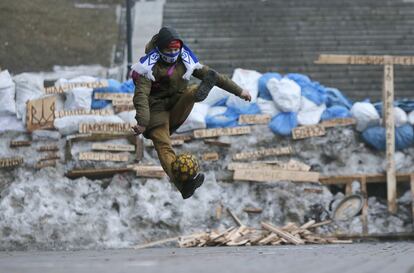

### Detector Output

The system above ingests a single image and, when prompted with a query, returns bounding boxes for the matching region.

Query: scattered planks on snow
[92,143,135,152]
[37,145,59,152]
[238,114,271,125]
[202,152,219,161]
[128,164,166,178]
[0,157,24,168]
[54,109,114,118]
[320,118,356,128]
[10,140,32,148]
[232,146,293,161]
[292,125,326,140]
[234,169,320,183]
[66,167,132,179]
[227,208,244,226]
[79,152,129,162]
[193,126,251,139]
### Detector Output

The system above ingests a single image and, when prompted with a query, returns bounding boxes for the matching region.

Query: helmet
[171,153,200,183]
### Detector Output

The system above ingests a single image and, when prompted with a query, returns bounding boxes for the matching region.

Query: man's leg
[147,122,183,191]
[169,84,198,132]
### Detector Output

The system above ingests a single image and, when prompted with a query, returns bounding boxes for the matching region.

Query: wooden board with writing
[35,160,56,169]
[202,152,219,161]
[238,114,271,125]
[0,157,24,168]
[320,118,356,128]
[26,95,56,132]
[92,143,135,152]
[10,140,32,148]
[146,139,184,147]
[37,145,59,152]
[292,125,326,140]
[128,165,166,178]
[233,169,320,183]
[39,152,60,162]
[228,159,310,172]
[44,81,108,94]
[79,152,129,162]
[193,127,251,139]
[112,99,134,106]
[232,146,293,161]
[55,109,114,119]
[79,123,134,134]
[315,54,414,66]
[94,93,133,101]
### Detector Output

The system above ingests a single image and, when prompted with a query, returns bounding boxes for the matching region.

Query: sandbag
[408,111,414,125]
[362,124,414,151]
[0,70,16,116]
[321,105,351,121]
[14,73,44,120]
[64,87,93,110]
[53,115,124,136]
[206,106,239,128]
[297,97,326,126]
[267,78,301,112]
[176,103,209,133]
[269,112,298,136]
[258,73,282,100]
[200,86,229,106]
[393,107,407,127]
[117,110,136,124]
[225,68,261,112]
[257,98,280,117]
[350,102,380,132]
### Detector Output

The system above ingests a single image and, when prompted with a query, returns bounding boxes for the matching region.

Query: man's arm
[132,72,152,128]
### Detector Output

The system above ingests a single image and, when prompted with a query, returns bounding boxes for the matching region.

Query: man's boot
[194,69,218,102]
[181,173,205,199]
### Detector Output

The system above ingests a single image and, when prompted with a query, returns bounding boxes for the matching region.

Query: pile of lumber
[178,220,351,248]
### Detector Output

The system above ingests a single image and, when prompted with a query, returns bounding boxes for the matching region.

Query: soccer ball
[171,153,200,183]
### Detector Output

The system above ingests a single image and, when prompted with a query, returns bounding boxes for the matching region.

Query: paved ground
[0,242,413,273]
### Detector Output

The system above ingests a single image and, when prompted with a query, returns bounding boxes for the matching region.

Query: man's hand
[132,124,146,136]
[239,90,252,102]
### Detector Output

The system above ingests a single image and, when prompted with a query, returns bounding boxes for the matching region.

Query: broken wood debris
[10,140,32,148]
[0,157,24,168]
[232,146,293,161]
[193,126,251,139]
[292,125,326,140]
[202,152,219,161]
[234,169,320,183]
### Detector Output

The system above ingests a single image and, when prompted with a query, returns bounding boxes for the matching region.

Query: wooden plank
[146,139,184,147]
[92,143,135,152]
[203,139,231,147]
[228,162,276,171]
[79,152,129,162]
[135,136,144,161]
[10,140,32,148]
[39,153,60,162]
[227,208,244,227]
[35,160,56,169]
[243,207,263,213]
[232,146,293,161]
[411,174,414,230]
[282,159,311,172]
[94,93,133,101]
[234,169,320,183]
[0,157,24,168]
[26,95,56,132]
[383,62,397,214]
[128,165,166,178]
[37,145,59,152]
[360,176,369,235]
[114,105,136,113]
[202,152,219,161]
[133,237,179,249]
[292,125,326,140]
[112,99,134,106]
[320,118,356,128]
[303,188,323,194]
[238,114,271,125]
[261,222,305,245]
[193,126,251,139]
[315,54,414,65]
[319,173,414,185]
[54,109,114,119]
[79,123,135,134]
[66,167,132,179]
[44,81,108,94]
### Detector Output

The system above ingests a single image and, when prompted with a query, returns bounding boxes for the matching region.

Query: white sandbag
[207,106,227,117]
[55,75,97,86]
[394,107,407,127]
[267,78,301,112]
[257,98,279,117]
[53,115,124,136]
[176,103,209,133]
[297,97,326,126]
[0,70,16,116]
[226,68,261,106]
[64,87,93,110]
[203,86,230,106]
[118,110,136,124]
[350,102,380,132]
[0,115,26,133]
[408,111,414,125]
[14,73,44,120]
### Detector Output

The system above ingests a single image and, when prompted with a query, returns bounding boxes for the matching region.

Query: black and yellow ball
[171,153,200,183]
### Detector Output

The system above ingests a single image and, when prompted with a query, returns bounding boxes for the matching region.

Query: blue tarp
[321,105,351,121]
[269,112,298,136]
[361,124,414,151]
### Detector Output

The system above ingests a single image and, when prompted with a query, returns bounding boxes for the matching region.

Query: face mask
[158,48,181,63]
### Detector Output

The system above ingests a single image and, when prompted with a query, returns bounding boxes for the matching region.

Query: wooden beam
[94,93,133,100]
[44,81,108,94]
[146,139,184,147]
[234,169,320,183]
[0,157,24,168]
[112,99,134,106]
[238,114,271,125]
[79,123,135,134]
[232,146,293,161]
[193,126,251,138]
[10,140,32,148]
[128,165,166,178]
[315,54,414,65]
[319,173,413,185]
[35,160,56,169]
[92,143,135,152]
[37,145,59,152]
[320,118,356,128]
[79,152,129,162]
[261,222,305,245]
[54,109,113,118]
[66,167,132,179]
[292,125,326,140]
[227,208,244,226]
[203,139,231,147]
[202,152,219,161]
[360,176,369,235]
[243,207,263,213]
[383,61,397,214]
